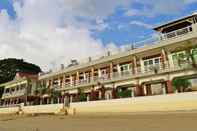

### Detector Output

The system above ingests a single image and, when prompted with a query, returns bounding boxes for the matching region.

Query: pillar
[62,75,66,88]
[140,58,144,74]
[117,64,121,74]
[133,56,137,74]
[109,62,113,78]
[98,68,102,78]
[166,80,174,94]
[70,75,73,86]
[91,67,94,81]
[146,84,152,96]
[135,85,144,96]
[76,72,79,85]
[161,48,168,68]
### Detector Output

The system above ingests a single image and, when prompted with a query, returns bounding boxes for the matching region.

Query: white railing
[161,25,193,40]
[2,90,26,99]
[41,24,196,76]
[56,62,193,90]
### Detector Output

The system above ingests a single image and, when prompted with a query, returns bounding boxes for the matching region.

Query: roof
[154,13,197,31]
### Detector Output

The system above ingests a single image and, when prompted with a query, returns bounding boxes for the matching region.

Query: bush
[117,89,131,98]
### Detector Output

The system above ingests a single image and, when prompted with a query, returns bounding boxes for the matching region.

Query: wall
[69,92,197,115]
[22,104,64,114]
[0,104,64,115]
[0,107,19,114]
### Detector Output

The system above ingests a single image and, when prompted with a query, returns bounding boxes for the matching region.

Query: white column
[70,75,73,86]
[98,69,102,78]
[131,88,135,97]
[140,58,144,74]
[83,72,86,80]
[70,95,73,103]
[117,64,121,74]
[87,94,90,101]
[167,51,174,68]
[143,85,147,96]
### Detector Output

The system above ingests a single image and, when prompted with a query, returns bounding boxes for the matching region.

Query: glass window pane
[149,60,153,65]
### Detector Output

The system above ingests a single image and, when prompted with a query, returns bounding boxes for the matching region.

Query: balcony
[56,62,194,91]
[160,26,193,40]
[2,90,26,99]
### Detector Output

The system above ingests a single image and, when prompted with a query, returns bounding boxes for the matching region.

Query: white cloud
[0,0,196,72]
[130,21,153,29]
[1,0,129,71]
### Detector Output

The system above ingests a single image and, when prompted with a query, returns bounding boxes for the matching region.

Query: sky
[0,0,197,71]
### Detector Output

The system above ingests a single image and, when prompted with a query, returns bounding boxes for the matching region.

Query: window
[171,51,186,65]
[143,57,161,72]
[120,64,130,72]
[192,48,197,60]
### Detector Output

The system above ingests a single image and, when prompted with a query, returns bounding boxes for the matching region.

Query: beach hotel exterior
[1,13,197,106]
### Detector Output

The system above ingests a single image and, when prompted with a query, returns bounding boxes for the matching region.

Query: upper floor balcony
[2,89,26,99]
[39,24,197,78]
[55,61,195,91]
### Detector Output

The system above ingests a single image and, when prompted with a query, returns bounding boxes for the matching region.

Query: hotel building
[1,13,197,106]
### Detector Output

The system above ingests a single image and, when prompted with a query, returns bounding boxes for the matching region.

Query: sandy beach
[1,111,197,131]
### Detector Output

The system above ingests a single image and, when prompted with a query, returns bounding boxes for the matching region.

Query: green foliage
[172,78,191,92]
[117,89,131,98]
[78,88,87,101]
[0,86,4,98]
[79,93,87,102]
[0,58,41,84]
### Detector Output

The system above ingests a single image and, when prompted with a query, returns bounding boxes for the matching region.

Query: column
[135,85,144,96]
[70,95,73,103]
[70,75,73,86]
[131,88,135,97]
[76,72,79,85]
[117,64,121,74]
[62,75,66,88]
[166,80,174,94]
[91,67,94,81]
[167,51,174,69]
[133,56,137,74]
[83,72,86,80]
[140,58,144,74]
[109,62,113,78]
[146,84,152,96]
[98,68,101,78]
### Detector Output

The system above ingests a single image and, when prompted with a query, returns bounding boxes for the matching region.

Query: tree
[0,86,4,99]
[172,78,191,92]
[78,88,86,102]
[0,58,42,84]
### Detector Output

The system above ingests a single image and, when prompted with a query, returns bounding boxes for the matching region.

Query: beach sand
[0,111,197,131]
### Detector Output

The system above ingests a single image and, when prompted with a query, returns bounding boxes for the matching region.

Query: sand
[0,111,197,131]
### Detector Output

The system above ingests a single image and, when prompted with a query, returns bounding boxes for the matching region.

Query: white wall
[69,92,197,114]
[22,104,64,114]
[0,107,19,114]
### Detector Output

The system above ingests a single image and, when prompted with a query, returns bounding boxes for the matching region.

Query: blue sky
[0,0,197,70]
[1,0,197,45]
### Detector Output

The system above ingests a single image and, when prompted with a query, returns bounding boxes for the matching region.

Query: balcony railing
[2,90,26,99]
[55,62,193,90]
[40,24,196,76]
[161,26,193,40]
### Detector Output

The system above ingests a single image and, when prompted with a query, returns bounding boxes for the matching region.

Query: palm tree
[172,78,191,92]
[50,88,61,103]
